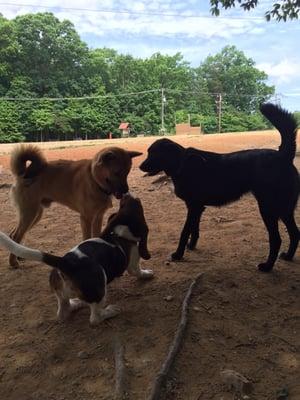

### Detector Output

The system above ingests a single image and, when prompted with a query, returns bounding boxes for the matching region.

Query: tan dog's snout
[93,149,142,199]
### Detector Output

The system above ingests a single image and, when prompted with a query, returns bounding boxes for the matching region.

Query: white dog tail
[0,231,43,262]
[0,231,65,270]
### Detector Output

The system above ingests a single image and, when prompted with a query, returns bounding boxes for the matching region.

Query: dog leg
[280,213,299,261]
[69,298,88,310]
[127,246,154,280]
[80,215,92,240]
[16,207,44,263]
[49,270,72,321]
[89,301,121,326]
[55,293,72,321]
[9,204,42,268]
[91,212,104,237]
[171,205,198,261]
[187,206,205,250]
[258,208,281,272]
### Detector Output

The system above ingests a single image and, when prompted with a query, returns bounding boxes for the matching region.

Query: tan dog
[9,145,142,267]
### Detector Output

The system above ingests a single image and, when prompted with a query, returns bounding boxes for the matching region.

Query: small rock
[220,369,253,395]
[193,306,200,312]
[276,387,289,399]
[77,351,89,359]
[164,295,173,302]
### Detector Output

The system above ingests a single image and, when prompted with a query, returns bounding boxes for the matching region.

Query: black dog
[140,103,299,272]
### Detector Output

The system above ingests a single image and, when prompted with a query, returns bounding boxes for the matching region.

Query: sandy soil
[0,132,299,400]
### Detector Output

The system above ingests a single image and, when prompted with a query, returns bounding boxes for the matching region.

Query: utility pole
[161,88,166,135]
[216,93,222,133]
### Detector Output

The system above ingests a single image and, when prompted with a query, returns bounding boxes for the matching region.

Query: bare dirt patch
[0,132,299,400]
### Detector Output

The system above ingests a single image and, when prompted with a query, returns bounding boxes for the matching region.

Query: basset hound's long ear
[128,151,143,158]
[107,212,117,223]
[128,198,151,260]
[101,213,126,237]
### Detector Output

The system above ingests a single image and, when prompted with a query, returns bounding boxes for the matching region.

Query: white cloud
[257,60,300,83]
[0,0,265,40]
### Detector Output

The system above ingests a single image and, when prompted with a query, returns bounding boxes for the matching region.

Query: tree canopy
[0,12,278,142]
[210,0,300,21]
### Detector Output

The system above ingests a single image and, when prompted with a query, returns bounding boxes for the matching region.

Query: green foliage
[0,101,24,142]
[0,12,276,142]
[30,101,55,141]
[196,46,274,113]
[293,111,300,126]
[210,0,299,21]
[198,115,218,133]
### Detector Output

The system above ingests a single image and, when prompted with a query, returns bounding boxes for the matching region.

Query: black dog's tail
[0,231,64,270]
[260,103,298,162]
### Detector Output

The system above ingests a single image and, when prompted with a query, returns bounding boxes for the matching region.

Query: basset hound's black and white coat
[0,194,153,325]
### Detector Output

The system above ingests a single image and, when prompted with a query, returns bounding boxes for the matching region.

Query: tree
[0,101,24,143]
[13,13,88,96]
[0,15,19,95]
[210,0,300,21]
[30,101,55,141]
[294,111,300,125]
[0,12,278,141]
[196,46,274,113]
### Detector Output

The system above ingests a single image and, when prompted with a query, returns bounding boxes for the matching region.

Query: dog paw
[90,305,121,326]
[279,252,293,261]
[187,242,196,251]
[170,251,184,261]
[138,269,154,280]
[257,262,273,273]
[9,263,19,269]
[69,298,87,311]
[57,307,71,321]
[103,304,121,319]
[9,256,20,269]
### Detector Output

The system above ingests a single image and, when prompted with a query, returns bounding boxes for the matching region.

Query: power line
[0,89,299,103]
[0,2,266,21]
[0,89,161,102]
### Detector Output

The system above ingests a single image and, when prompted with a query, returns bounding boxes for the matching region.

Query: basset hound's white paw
[138,269,154,280]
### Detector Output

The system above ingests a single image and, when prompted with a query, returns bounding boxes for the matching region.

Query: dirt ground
[0,132,299,400]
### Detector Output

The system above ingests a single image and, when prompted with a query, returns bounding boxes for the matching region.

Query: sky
[1,0,300,111]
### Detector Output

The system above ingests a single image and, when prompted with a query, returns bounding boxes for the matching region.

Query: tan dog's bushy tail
[10,144,47,179]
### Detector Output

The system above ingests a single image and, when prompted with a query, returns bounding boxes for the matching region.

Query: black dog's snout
[119,183,129,194]
[139,160,148,172]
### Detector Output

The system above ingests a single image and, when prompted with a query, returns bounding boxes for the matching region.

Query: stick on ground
[114,336,127,400]
[147,272,204,400]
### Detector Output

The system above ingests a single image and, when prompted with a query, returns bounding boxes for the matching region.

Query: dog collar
[108,231,138,245]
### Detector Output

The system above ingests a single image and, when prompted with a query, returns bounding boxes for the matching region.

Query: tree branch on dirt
[0,183,11,189]
[147,272,204,400]
[114,336,127,400]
